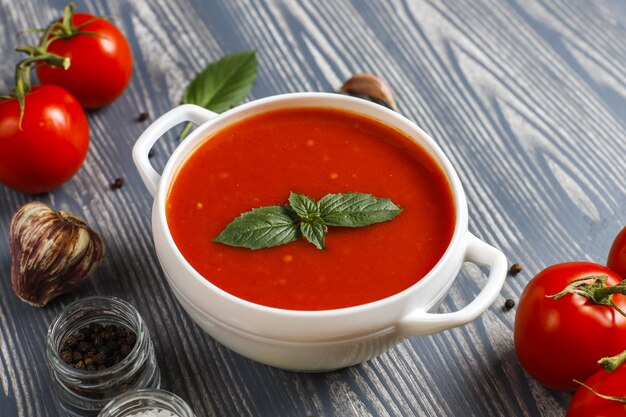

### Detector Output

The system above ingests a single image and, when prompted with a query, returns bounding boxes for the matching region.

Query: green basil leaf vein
[300,217,327,250]
[288,192,320,221]
[212,206,300,250]
[319,193,403,227]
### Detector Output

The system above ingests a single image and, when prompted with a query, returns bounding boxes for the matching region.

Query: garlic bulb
[9,201,105,307]
[340,73,397,110]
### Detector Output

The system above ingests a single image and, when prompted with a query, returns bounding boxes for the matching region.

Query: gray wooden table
[1,1,625,416]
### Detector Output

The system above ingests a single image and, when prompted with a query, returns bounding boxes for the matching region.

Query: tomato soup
[166,108,455,310]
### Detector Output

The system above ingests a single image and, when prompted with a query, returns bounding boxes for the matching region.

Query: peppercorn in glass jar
[46,296,161,416]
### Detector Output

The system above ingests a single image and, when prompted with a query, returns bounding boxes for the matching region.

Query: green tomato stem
[59,3,77,37]
[599,350,626,373]
[547,275,626,317]
[11,46,71,128]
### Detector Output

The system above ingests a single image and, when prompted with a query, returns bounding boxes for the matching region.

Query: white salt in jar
[98,389,196,417]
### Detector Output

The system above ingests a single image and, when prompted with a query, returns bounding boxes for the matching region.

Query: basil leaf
[288,192,320,221]
[212,206,300,250]
[213,192,402,251]
[182,50,257,112]
[180,51,257,138]
[300,218,327,250]
[319,193,402,227]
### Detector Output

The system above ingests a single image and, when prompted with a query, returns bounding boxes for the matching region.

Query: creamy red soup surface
[166,107,455,311]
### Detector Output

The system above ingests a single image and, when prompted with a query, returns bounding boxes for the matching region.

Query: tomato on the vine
[36,8,133,109]
[608,227,626,279]
[514,262,626,391]
[0,85,89,193]
[566,361,626,417]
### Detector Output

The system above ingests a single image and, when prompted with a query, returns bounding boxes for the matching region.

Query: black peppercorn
[78,341,92,353]
[58,323,137,372]
[504,299,516,311]
[93,336,103,347]
[60,350,73,363]
[126,332,137,345]
[94,352,107,365]
[98,345,111,355]
[107,340,119,351]
[64,335,79,348]
[119,344,132,357]
[509,263,522,275]
[110,177,125,190]
[115,326,126,338]
[135,112,149,122]
[89,323,103,333]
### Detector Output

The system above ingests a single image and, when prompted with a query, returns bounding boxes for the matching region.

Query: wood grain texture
[0,0,625,416]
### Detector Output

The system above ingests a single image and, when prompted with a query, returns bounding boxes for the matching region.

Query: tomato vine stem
[574,380,626,404]
[547,275,626,317]
[599,349,626,372]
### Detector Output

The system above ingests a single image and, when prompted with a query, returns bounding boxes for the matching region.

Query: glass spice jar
[46,296,161,416]
[98,389,196,417]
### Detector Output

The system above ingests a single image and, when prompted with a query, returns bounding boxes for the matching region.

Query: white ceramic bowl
[133,93,507,372]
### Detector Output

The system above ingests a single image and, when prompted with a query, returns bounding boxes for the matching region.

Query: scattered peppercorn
[509,263,522,275]
[110,177,125,190]
[148,148,155,158]
[504,299,516,311]
[59,323,136,371]
[135,112,149,122]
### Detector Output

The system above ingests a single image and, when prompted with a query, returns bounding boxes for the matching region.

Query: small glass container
[98,389,196,417]
[46,296,161,416]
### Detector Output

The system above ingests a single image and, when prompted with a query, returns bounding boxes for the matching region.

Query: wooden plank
[0,0,624,416]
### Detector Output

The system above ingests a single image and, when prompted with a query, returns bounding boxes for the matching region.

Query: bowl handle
[397,233,507,336]
[132,104,218,197]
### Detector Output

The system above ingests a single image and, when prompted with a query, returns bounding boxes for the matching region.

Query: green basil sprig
[179,50,257,139]
[213,192,402,250]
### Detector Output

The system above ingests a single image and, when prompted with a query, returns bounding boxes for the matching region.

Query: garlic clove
[340,73,397,110]
[9,201,105,307]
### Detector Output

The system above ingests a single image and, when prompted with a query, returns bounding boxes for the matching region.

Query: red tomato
[36,13,133,108]
[608,227,626,279]
[0,85,89,193]
[566,366,626,417]
[514,262,626,391]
